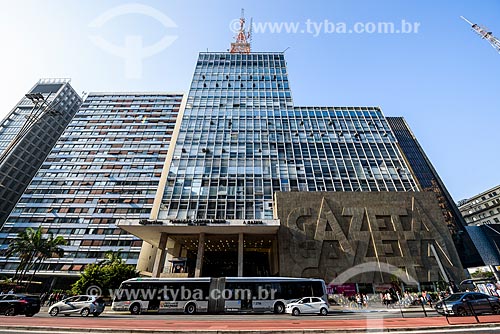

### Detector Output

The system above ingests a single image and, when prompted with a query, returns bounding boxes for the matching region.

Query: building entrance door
[202,250,238,277]
[202,234,239,277]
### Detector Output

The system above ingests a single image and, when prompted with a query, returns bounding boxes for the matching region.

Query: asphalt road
[1,308,499,333]
[34,306,441,319]
[0,327,500,334]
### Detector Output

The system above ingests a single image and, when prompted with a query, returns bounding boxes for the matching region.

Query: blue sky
[0,0,499,201]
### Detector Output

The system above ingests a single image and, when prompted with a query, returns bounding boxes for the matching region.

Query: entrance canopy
[117,219,280,248]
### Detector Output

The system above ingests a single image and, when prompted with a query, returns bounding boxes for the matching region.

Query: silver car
[285,297,329,316]
[49,295,105,317]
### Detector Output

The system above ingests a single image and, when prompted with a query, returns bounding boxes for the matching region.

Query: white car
[285,297,329,316]
[49,295,105,317]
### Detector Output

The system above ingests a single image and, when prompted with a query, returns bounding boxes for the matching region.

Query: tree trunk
[26,256,44,292]
[15,260,28,284]
[19,251,36,284]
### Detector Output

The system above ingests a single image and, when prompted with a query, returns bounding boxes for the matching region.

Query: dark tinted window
[311,281,325,297]
[445,293,466,301]
[472,293,488,300]
[31,83,63,94]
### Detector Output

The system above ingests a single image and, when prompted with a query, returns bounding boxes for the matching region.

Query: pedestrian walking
[356,294,363,309]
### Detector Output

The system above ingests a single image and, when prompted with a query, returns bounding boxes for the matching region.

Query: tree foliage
[6,227,66,289]
[470,268,495,279]
[72,250,138,296]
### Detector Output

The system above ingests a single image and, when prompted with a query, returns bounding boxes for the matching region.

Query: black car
[435,292,500,316]
[0,294,41,317]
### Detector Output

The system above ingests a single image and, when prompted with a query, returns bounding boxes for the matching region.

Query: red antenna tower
[230,9,252,54]
[461,16,500,54]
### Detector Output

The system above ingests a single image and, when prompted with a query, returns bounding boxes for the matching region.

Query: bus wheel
[185,303,196,315]
[274,302,285,314]
[130,303,141,315]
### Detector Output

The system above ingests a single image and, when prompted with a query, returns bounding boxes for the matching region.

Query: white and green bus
[112,277,327,314]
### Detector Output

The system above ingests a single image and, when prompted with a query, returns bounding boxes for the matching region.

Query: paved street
[28,303,500,320]
[32,305,442,320]
[0,327,500,334]
[0,307,499,333]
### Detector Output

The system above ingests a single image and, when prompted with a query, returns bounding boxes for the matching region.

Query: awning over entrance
[117,219,280,248]
[116,219,281,278]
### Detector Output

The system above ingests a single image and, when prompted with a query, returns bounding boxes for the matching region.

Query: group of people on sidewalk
[39,291,69,306]
[0,288,16,294]
[355,293,369,309]
[334,289,441,310]
[383,290,435,308]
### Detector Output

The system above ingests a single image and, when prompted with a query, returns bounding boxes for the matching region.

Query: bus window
[312,281,325,297]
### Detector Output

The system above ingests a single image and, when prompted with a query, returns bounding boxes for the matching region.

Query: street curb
[1,323,499,333]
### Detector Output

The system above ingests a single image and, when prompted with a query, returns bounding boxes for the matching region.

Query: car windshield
[445,293,466,302]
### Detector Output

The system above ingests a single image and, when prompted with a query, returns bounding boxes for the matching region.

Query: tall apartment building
[0,79,81,227]
[387,117,482,267]
[458,185,500,226]
[459,185,500,280]
[0,93,184,279]
[119,50,465,285]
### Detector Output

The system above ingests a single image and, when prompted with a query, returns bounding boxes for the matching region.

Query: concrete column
[172,240,182,258]
[137,242,156,274]
[238,233,244,277]
[152,233,168,278]
[195,233,205,277]
[271,238,279,275]
[489,265,500,282]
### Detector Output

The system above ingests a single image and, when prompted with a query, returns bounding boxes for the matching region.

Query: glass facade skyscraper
[126,52,425,279]
[0,93,183,277]
[0,79,81,227]
[156,53,418,222]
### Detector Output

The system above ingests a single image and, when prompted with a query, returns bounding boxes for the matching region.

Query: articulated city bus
[111,277,327,314]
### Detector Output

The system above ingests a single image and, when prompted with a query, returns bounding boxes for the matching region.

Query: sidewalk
[328,303,437,314]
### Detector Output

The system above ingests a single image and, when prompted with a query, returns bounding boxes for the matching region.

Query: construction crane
[230,9,252,54]
[461,16,500,54]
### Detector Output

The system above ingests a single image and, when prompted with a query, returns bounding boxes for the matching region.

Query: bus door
[147,284,160,312]
[239,282,252,311]
[208,277,226,313]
